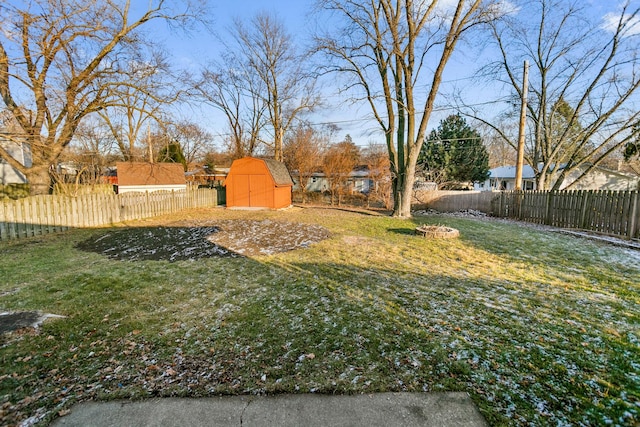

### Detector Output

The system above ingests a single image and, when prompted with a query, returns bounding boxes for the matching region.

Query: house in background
[225,157,293,209]
[291,166,375,194]
[185,165,229,187]
[475,165,537,191]
[562,165,639,190]
[115,162,187,194]
[475,163,640,191]
[0,137,31,185]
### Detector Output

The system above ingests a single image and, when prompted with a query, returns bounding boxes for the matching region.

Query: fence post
[545,191,553,225]
[514,190,522,219]
[580,190,590,230]
[0,201,7,241]
[629,191,639,240]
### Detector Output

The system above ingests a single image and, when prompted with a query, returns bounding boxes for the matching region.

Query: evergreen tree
[158,142,188,171]
[547,98,592,163]
[418,115,489,189]
[623,122,640,161]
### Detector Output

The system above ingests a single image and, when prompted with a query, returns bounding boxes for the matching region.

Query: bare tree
[362,142,392,208]
[283,123,331,202]
[315,0,500,217]
[164,120,213,166]
[233,12,319,162]
[203,150,233,169]
[479,0,640,190]
[97,50,179,162]
[66,118,119,185]
[322,135,360,205]
[148,120,213,168]
[0,0,205,194]
[193,64,266,160]
[480,121,518,168]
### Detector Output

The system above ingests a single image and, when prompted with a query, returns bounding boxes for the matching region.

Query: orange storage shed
[225,157,293,209]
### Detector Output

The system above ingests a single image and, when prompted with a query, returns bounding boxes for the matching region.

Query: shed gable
[262,158,294,186]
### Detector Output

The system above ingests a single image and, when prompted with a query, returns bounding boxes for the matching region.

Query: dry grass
[0,206,638,426]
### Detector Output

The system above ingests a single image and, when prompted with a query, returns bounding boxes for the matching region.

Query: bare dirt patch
[76,219,330,261]
[207,219,331,256]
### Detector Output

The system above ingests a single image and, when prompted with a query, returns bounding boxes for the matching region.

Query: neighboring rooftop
[116,162,186,186]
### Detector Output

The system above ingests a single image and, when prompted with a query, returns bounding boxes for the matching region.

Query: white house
[0,137,31,185]
[475,164,640,191]
[562,166,639,191]
[474,165,536,191]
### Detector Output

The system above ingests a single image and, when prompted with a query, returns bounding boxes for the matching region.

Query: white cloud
[602,11,640,36]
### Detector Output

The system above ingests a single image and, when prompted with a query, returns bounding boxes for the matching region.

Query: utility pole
[515,60,529,191]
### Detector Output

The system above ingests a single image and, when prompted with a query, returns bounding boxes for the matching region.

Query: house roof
[185,167,229,177]
[489,163,640,181]
[262,158,294,186]
[290,169,375,179]
[116,162,186,186]
[489,165,537,179]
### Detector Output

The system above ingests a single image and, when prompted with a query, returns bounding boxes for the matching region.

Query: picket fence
[491,190,640,240]
[0,189,218,242]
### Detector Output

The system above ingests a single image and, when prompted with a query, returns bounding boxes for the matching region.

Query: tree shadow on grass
[3,237,637,427]
[267,260,636,426]
[387,227,416,235]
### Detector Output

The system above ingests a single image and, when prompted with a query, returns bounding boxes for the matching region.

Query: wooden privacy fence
[0,189,218,241]
[413,190,494,213]
[491,190,640,240]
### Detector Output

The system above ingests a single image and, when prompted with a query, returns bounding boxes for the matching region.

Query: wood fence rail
[491,190,640,240]
[0,189,218,242]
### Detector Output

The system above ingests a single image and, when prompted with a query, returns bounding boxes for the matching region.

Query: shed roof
[116,162,186,186]
[261,158,294,186]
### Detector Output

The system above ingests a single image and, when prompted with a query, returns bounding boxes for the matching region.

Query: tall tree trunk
[275,126,284,162]
[392,54,406,218]
[399,155,417,217]
[25,165,52,195]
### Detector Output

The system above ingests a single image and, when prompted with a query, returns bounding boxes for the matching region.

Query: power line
[207,97,514,139]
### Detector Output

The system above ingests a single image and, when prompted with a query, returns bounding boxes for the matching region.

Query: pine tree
[158,142,188,171]
[418,115,489,189]
[623,122,640,161]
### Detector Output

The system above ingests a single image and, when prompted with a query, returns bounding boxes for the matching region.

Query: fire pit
[415,225,460,239]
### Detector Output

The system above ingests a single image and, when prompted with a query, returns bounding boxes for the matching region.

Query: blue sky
[149,0,639,148]
[169,0,311,68]
[4,0,638,148]
[154,0,356,146]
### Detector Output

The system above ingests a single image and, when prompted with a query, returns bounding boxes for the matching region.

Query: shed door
[233,174,250,206]
[249,174,267,207]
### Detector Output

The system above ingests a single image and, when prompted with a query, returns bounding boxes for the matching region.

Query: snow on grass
[74,219,330,261]
[0,207,638,426]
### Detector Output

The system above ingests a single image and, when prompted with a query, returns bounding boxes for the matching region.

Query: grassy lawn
[1,206,639,426]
